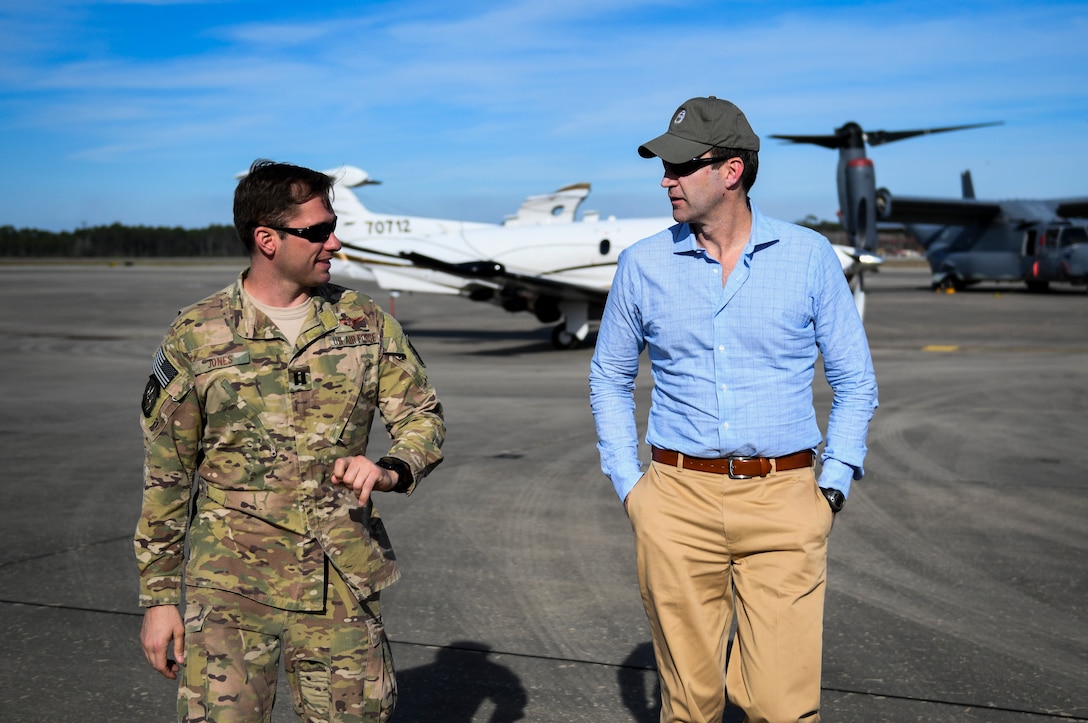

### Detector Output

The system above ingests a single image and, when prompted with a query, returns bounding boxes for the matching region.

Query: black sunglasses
[662,156,730,177]
[266,216,338,243]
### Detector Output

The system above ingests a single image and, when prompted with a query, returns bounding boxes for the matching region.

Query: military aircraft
[325,166,873,349]
[772,122,1088,292]
[877,172,1088,292]
[326,166,662,349]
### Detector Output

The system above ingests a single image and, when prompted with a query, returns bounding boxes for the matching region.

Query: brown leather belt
[651,447,813,479]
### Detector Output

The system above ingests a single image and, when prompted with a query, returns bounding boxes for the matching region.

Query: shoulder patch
[142,347,178,418]
[152,347,178,387]
[141,376,160,418]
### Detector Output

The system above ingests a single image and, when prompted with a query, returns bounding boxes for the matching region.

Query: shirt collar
[671,198,768,259]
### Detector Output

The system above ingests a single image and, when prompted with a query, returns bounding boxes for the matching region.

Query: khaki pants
[179,566,395,722]
[626,459,833,723]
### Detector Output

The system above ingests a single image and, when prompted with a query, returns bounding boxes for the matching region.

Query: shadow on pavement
[394,641,527,722]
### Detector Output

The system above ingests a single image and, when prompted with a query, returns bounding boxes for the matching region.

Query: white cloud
[2,0,1086,229]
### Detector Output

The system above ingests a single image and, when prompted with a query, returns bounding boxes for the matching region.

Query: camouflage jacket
[135,272,444,610]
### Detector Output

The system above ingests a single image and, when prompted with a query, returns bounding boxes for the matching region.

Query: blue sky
[2,0,1086,231]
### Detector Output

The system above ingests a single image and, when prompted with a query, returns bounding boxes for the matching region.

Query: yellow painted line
[922,345,960,352]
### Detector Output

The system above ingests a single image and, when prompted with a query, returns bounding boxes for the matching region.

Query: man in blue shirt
[589,97,878,723]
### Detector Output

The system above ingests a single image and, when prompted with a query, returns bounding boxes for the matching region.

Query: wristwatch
[819,486,846,513]
[376,457,414,494]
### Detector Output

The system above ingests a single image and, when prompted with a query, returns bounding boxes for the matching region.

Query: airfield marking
[909,344,1088,354]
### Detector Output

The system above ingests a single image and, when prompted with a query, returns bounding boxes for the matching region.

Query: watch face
[822,488,845,512]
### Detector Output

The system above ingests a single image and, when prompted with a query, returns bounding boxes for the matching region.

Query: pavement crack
[0,534,132,569]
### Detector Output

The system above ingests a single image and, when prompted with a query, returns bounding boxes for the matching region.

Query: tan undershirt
[242,288,312,346]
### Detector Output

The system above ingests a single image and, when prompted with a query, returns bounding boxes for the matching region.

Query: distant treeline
[797,217,923,256]
[0,223,244,258]
[1,218,922,259]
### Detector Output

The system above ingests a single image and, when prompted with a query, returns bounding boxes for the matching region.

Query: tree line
[1,219,921,259]
[0,223,244,258]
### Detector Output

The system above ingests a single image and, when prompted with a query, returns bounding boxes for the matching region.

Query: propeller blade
[771,121,1002,149]
[865,121,1003,147]
[768,133,844,149]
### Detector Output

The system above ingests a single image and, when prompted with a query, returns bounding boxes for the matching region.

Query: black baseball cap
[638,96,760,163]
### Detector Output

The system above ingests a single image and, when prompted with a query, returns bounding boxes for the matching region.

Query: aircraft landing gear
[550,301,591,350]
[552,324,581,350]
[936,275,964,293]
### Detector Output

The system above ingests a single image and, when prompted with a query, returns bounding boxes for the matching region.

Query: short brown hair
[710,146,759,192]
[233,159,333,253]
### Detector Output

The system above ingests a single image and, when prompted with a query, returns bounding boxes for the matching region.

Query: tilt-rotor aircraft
[325,166,873,349]
[772,122,1088,292]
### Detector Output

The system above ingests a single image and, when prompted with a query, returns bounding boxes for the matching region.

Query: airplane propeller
[771,121,1002,254]
[771,121,1002,313]
[772,121,1003,151]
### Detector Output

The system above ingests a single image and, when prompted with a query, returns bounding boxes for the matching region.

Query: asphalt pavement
[0,261,1085,722]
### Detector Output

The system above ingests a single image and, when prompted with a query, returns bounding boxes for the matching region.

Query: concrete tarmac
[0,261,1085,722]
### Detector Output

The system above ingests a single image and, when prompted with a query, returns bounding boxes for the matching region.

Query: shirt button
[722,422,730,430]
[718,345,725,351]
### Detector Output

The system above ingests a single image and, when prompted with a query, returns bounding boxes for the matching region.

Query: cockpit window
[1059,227,1087,248]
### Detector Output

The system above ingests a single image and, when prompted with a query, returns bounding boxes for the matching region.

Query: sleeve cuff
[817,457,856,497]
[377,456,414,494]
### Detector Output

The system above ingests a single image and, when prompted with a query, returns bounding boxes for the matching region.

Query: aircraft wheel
[1025,280,1050,293]
[551,324,581,350]
[937,276,963,293]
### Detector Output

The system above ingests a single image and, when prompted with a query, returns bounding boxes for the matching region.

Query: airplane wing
[396,249,609,304]
[876,189,1002,225]
[1056,198,1088,219]
[336,242,609,301]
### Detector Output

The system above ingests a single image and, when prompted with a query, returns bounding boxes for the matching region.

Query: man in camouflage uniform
[135,159,445,722]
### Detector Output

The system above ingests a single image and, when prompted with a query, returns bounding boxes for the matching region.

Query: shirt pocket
[306,331,380,454]
[192,351,276,461]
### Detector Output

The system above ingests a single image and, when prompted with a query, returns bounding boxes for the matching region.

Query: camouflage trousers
[179,568,396,722]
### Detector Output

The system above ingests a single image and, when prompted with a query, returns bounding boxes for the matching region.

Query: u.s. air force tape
[142,347,179,418]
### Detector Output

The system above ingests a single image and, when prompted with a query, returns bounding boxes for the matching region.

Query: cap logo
[673,109,686,125]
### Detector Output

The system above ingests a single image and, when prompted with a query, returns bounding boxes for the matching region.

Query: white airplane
[326,166,877,349]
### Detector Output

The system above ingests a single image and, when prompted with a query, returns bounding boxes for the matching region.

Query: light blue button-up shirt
[589,202,878,502]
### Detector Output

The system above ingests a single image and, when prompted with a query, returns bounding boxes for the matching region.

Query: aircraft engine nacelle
[844,158,878,251]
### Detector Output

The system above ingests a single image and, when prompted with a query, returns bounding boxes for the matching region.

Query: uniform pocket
[178,600,212,721]
[364,614,397,719]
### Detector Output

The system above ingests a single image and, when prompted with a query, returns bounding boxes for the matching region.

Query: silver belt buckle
[728,456,756,479]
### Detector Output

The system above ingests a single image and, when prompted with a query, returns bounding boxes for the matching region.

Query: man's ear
[253,226,279,257]
[722,157,745,190]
